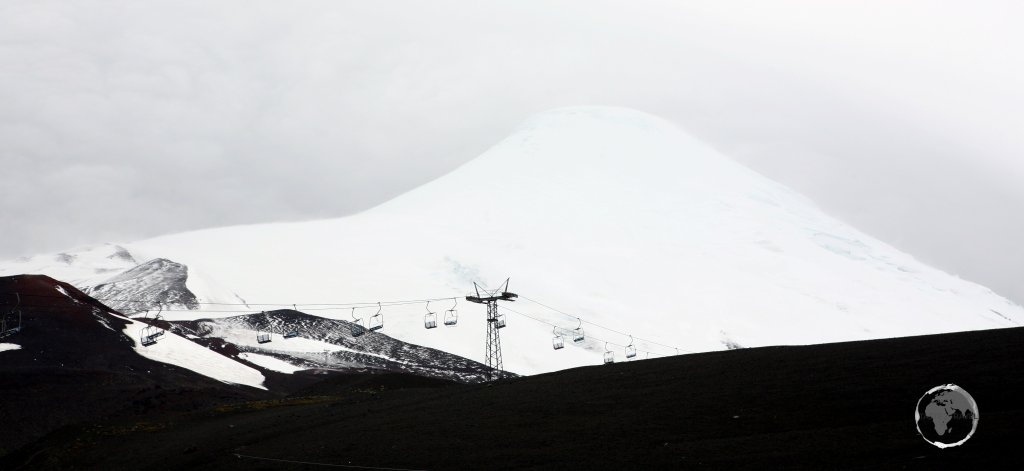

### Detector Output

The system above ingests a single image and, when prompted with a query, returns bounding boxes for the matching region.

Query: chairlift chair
[350,307,366,337]
[256,311,273,343]
[572,318,585,343]
[368,302,384,332]
[141,325,159,347]
[552,326,564,350]
[625,335,637,359]
[603,342,615,364]
[424,301,437,329]
[444,297,458,326]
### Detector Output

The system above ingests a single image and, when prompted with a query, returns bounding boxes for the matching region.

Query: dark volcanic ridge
[171,310,498,383]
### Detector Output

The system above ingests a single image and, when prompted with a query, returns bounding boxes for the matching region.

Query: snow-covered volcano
[5,107,1022,375]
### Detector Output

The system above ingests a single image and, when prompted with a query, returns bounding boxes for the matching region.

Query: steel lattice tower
[467,279,517,381]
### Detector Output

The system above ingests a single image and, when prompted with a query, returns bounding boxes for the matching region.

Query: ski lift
[141,325,159,347]
[552,326,564,350]
[256,311,272,343]
[424,301,437,329]
[444,297,458,326]
[603,343,615,364]
[368,302,384,332]
[572,317,584,343]
[147,304,165,338]
[350,307,366,337]
[494,313,506,329]
[625,335,637,359]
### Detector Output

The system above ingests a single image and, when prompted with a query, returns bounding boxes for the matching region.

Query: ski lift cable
[7,293,459,308]
[4,293,460,312]
[3,298,687,356]
[8,293,685,354]
[517,295,683,352]
[497,305,688,356]
[497,304,691,354]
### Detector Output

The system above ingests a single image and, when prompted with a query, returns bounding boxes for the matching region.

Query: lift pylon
[466,278,518,381]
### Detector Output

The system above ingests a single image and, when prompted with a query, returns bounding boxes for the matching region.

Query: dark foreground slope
[6,324,1023,470]
[0,275,270,456]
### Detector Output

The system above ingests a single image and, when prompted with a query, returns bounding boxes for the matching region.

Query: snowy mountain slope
[5,107,1023,375]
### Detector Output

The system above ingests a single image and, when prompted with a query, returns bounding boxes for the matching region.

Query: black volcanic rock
[0,275,268,456]
[7,323,1023,470]
[85,258,199,314]
[172,310,500,383]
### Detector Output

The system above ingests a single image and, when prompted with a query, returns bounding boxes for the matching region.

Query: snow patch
[121,317,266,389]
[238,352,305,374]
[0,343,21,353]
[54,285,77,302]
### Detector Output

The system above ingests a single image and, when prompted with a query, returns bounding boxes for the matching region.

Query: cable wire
[518,295,686,353]
[5,292,689,357]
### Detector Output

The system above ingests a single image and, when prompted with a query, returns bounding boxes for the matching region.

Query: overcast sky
[2,0,1022,302]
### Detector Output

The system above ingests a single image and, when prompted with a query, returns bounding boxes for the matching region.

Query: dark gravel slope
[6,323,1023,470]
[0,275,271,456]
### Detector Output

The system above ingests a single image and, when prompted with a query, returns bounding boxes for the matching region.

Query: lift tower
[466,279,517,380]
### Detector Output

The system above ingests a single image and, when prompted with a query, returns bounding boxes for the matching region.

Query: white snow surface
[238,352,305,374]
[122,317,266,389]
[5,107,1024,376]
[0,343,21,353]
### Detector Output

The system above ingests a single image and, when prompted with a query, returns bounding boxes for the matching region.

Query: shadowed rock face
[172,310,502,384]
[86,258,198,314]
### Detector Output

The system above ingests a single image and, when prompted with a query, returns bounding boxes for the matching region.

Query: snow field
[120,316,267,389]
